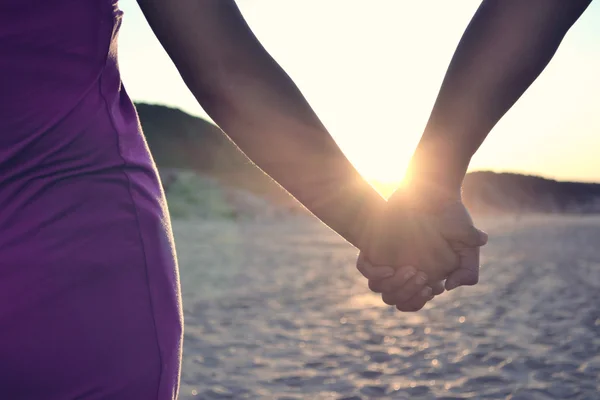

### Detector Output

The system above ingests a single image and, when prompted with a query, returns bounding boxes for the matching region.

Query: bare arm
[405,0,592,199]
[136,0,385,248]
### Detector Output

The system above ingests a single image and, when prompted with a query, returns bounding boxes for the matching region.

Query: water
[174,215,600,399]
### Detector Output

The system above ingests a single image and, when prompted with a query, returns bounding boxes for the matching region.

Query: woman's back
[0,0,115,146]
[0,1,183,399]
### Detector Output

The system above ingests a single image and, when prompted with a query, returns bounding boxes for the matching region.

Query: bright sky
[118,0,600,184]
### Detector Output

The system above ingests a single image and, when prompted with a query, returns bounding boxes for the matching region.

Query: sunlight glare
[118,0,600,183]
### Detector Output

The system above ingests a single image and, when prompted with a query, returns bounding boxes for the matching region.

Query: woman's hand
[356,253,445,312]
[361,196,461,284]
[357,187,487,311]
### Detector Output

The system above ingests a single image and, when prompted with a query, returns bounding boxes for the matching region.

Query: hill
[136,103,600,216]
[136,103,298,209]
[462,171,600,214]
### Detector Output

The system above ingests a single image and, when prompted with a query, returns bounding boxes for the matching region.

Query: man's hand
[356,253,445,312]
[362,196,461,283]
[358,191,487,310]
[433,200,488,290]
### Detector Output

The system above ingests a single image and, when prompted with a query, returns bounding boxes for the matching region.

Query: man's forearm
[138,0,385,249]
[406,0,591,198]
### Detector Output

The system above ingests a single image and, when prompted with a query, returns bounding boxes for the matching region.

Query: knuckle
[355,262,367,277]
[378,281,393,293]
[393,291,412,304]
[465,273,479,286]
[368,279,383,293]
[368,279,379,293]
[396,302,419,312]
[430,281,445,295]
[356,268,366,279]
[381,293,396,306]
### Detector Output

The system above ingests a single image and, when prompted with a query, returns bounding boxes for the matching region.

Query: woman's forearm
[196,65,386,250]
[406,0,592,198]
[137,0,385,249]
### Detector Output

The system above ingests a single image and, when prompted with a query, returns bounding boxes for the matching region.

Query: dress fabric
[0,1,183,398]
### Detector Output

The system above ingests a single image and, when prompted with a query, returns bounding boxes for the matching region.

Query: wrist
[345,175,388,252]
[298,164,386,251]
[400,138,472,210]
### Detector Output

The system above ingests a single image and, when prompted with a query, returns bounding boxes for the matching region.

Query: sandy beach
[174,214,600,399]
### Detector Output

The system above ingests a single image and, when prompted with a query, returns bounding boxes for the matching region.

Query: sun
[341,140,415,199]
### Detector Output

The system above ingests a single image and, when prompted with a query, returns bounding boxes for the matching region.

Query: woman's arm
[136,0,385,249]
[405,0,592,199]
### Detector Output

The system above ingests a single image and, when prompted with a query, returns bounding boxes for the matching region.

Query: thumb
[445,267,479,291]
[439,223,488,247]
[445,246,481,290]
[356,252,395,279]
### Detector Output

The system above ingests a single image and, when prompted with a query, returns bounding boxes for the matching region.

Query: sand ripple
[174,216,600,399]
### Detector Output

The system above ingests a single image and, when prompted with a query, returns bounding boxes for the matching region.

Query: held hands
[356,188,487,311]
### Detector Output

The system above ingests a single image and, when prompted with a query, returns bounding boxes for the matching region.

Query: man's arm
[136,0,386,249]
[364,0,590,297]
[405,0,592,198]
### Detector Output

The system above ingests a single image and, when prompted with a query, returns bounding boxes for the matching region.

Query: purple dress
[0,1,183,399]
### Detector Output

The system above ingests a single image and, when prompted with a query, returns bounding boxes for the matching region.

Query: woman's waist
[0,166,167,262]
[0,85,156,182]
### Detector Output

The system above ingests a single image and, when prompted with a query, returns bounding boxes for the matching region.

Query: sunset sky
[118,0,600,185]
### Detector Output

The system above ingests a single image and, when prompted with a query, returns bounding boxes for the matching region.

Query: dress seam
[98,77,163,400]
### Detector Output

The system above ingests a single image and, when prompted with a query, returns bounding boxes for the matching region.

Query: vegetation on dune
[463,172,600,214]
[160,170,235,220]
[137,103,298,210]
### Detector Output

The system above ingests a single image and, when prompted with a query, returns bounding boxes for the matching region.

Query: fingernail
[420,287,432,298]
[478,229,489,244]
[374,266,395,278]
[403,268,416,282]
[416,273,427,285]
